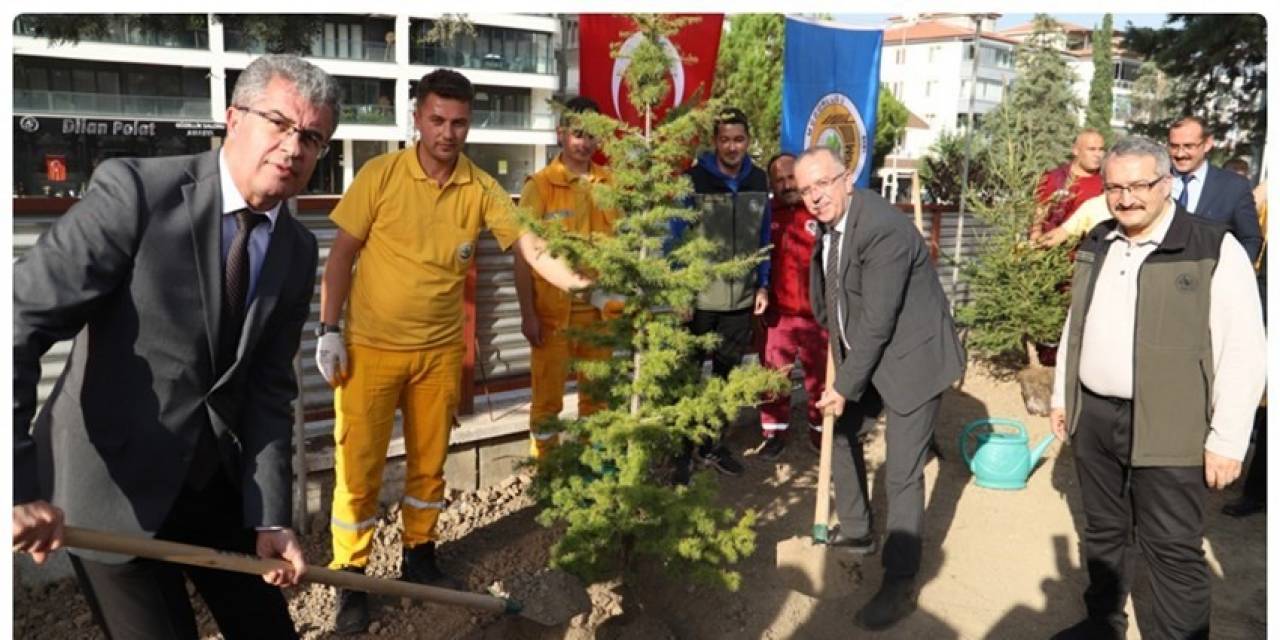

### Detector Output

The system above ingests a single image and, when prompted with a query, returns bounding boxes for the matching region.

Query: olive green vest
[1063,211,1225,466]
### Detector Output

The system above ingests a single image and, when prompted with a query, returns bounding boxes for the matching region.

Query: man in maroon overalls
[756,153,828,459]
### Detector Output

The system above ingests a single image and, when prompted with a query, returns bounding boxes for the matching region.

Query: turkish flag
[578,14,723,129]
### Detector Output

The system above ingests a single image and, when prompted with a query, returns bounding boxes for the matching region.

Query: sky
[835,13,1173,31]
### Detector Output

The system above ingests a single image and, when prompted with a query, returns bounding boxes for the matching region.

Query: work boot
[333,567,370,635]
[757,435,787,461]
[855,576,916,630]
[401,542,464,591]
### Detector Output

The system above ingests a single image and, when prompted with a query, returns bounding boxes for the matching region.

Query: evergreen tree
[981,14,1081,170]
[917,129,990,207]
[1086,14,1115,145]
[1124,14,1266,156]
[956,111,1072,364]
[714,14,784,161]
[528,14,787,591]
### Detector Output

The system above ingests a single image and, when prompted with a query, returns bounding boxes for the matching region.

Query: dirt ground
[12,364,1267,639]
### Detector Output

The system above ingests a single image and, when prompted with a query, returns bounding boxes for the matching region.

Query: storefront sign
[15,115,225,139]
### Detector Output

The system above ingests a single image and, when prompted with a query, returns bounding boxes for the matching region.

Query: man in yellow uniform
[515,96,617,459]
[315,69,591,634]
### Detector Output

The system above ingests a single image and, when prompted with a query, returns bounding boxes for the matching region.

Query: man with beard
[1049,136,1265,639]
[666,107,772,479]
[755,152,827,460]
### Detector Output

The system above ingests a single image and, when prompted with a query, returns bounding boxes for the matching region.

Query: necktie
[190,209,265,490]
[220,209,266,373]
[1176,173,1194,210]
[825,228,842,356]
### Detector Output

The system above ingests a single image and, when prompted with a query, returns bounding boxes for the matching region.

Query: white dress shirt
[218,150,280,303]
[821,205,852,351]
[1171,160,1209,213]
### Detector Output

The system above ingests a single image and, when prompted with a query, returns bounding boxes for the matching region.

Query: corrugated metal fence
[15,202,989,438]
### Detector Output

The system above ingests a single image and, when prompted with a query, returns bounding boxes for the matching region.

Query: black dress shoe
[1050,618,1124,640]
[334,567,370,634]
[827,532,877,555]
[855,577,915,630]
[1222,495,1265,517]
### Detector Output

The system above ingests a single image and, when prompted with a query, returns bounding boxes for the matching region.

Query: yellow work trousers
[528,308,613,458]
[329,342,462,570]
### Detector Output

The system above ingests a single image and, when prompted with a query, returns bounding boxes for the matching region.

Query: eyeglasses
[233,106,330,158]
[1103,176,1166,198]
[798,171,848,200]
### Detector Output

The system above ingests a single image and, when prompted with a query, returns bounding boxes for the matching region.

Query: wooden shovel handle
[62,526,519,615]
[813,348,838,543]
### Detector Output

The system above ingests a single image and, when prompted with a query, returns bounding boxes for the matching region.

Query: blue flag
[781,18,883,188]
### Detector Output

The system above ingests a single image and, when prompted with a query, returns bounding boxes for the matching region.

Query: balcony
[14,15,209,50]
[223,30,393,62]
[471,109,554,131]
[340,103,396,126]
[15,89,211,119]
[411,47,555,75]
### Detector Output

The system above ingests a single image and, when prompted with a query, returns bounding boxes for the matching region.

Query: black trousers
[687,307,755,380]
[1073,388,1210,639]
[70,471,298,640]
[1239,406,1267,502]
[830,386,937,579]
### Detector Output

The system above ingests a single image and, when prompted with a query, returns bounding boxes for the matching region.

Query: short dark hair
[416,69,474,107]
[766,152,796,176]
[713,107,751,137]
[1170,115,1210,138]
[1224,157,1251,177]
[560,96,600,127]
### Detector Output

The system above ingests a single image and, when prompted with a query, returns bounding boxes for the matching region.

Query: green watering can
[959,418,1055,490]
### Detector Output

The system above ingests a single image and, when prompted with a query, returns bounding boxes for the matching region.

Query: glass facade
[15,56,212,119]
[407,81,552,130]
[410,20,554,75]
[14,14,210,49]
[465,143,536,193]
[337,77,396,125]
[223,15,396,62]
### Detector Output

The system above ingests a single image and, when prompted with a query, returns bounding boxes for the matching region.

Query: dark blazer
[13,150,317,559]
[1192,164,1261,263]
[809,189,966,414]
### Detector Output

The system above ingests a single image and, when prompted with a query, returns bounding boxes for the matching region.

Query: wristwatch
[314,323,341,337]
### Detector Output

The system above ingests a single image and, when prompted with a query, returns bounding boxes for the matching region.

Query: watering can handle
[958,418,1029,466]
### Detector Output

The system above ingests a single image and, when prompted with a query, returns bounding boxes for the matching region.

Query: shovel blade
[775,536,862,599]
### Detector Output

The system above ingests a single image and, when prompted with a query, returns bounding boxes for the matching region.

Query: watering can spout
[1030,434,1056,465]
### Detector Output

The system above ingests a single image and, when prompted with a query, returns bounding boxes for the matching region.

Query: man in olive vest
[1049,136,1265,640]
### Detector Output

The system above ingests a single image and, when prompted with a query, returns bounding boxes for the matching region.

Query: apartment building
[12,13,561,198]
[879,13,1145,163]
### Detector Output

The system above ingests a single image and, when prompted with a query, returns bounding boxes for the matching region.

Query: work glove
[315,332,348,387]
[589,289,627,320]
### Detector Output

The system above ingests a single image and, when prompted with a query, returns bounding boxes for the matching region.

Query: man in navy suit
[1167,115,1261,262]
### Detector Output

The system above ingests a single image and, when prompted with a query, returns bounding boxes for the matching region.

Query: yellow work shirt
[331,147,523,350]
[520,155,617,321]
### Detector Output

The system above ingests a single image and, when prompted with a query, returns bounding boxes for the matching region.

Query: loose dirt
[12,365,1267,638]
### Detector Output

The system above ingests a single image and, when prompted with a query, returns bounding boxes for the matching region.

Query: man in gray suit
[796,146,966,631]
[12,54,337,639]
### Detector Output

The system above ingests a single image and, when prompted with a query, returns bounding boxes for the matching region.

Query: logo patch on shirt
[546,209,572,222]
[805,219,820,237]
[457,242,475,262]
[1175,272,1197,292]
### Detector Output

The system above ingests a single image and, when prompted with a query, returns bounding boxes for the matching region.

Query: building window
[410,19,555,75]
[15,56,211,119]
[894,48,906,65]
[14,14,209,49]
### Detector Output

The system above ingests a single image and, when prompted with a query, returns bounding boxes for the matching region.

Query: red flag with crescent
[578,14,723,128]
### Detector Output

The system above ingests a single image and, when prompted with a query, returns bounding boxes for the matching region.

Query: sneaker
[758,436,787,461]
[698,444,745,476]
[333,567,370,634]
[401,542,464,591]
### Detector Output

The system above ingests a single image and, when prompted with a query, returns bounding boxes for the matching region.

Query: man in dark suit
[1167,115,1262,262]
[796,146,966,631]
[12,54,338,639]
